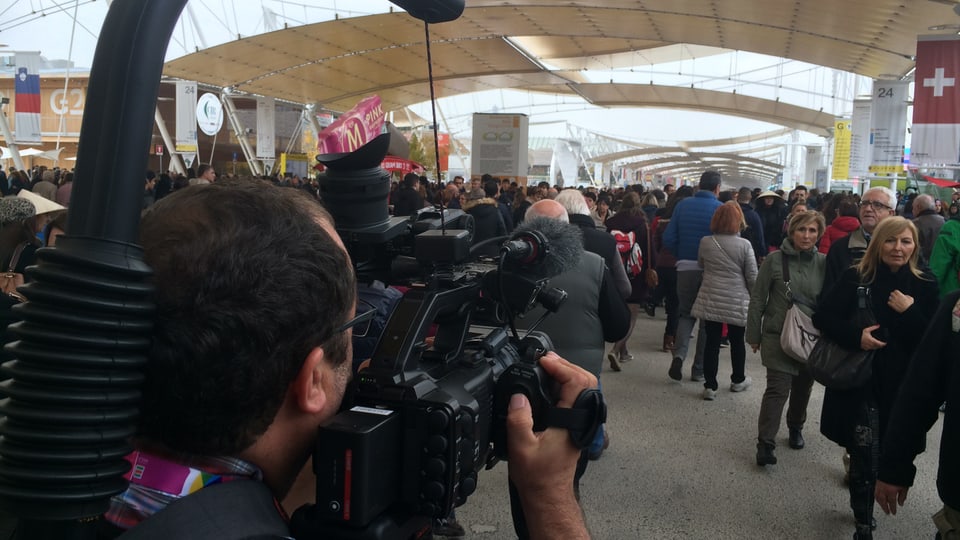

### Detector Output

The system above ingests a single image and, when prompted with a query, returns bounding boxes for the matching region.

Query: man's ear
[292,346,328,414]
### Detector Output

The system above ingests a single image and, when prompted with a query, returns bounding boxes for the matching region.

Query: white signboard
[175,81,198,156]
[849,99,871,179]
[256,97,276,160]
[196,93,224,136]
[470,113,529,185]
[868,81,909,175]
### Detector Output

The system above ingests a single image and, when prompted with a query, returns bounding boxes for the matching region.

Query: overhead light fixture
[929,24,960,30]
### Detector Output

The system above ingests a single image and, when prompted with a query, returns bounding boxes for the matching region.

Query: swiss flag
[912,35,960,166]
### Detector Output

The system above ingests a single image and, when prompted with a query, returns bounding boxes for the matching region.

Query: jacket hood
[463,197,499,211]
[830,215,860,232]
[779,237,819,257]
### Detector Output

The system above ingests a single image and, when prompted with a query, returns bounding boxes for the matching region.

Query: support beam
[154,107,186,175]
[0,100,27,172]
[221,93,261,176]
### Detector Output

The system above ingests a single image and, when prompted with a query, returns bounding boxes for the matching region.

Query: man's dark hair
[138,181,355,456]
[483,179,499,197]
[402,172,419,188]
[737,187,752,203]
[698,170,722,192]
[582,191,597,203]
[197,164,214,177]
[480,173,493,183]
[146,170,156,181]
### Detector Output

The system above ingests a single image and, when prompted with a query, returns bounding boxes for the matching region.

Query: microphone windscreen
[512,217,583,278]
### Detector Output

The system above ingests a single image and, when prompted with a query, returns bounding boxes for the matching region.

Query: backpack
[610,229,643,278]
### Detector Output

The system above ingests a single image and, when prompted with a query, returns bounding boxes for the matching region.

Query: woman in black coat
[813,216,939,540]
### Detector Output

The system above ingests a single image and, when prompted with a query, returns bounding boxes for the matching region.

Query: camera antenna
[423,21,448,234]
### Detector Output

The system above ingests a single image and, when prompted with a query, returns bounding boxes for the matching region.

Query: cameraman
[99,182,593,539]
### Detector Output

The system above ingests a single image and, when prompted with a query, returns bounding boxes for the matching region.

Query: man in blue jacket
[662,170,723,382]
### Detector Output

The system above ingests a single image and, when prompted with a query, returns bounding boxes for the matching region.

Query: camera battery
[314,406,401,526]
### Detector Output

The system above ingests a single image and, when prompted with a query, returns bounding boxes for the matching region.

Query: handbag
[778,252,819,363]
[807,286,875,390]
[0,242,28,303]
[645,268,659,288]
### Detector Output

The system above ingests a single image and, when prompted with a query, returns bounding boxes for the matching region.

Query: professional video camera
[291,128,606,540]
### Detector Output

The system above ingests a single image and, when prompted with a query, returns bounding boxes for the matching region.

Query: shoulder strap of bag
[711,235,734,263]
[117,480,290,540]
[781,250,791,283]
[7,242,27,273]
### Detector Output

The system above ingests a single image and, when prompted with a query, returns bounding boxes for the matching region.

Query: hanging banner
[470,113,529,186]
[437,133,450,172]
[912,34,960,167]
[13,52,42,144]
[553,139,581,187]
[849,99,871,179]
[175,81,198,167]
[868,80,908,175]
[256,97,276,160]
[832,119,852,180]
[804,146,822,186]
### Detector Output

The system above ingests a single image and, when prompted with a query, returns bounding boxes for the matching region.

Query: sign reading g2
[50,88,85,116]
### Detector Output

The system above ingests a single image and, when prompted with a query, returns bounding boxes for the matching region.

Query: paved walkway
[457,311,944,539]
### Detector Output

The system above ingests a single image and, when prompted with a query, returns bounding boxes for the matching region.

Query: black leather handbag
[808,286,875,390]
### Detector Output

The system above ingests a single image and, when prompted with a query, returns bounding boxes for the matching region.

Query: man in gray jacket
[521,200,630,465]
[912,194,944,263]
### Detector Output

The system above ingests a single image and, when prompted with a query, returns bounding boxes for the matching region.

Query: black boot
[788,428,805,449]
[852,522,873,539]
[756,441,777,466]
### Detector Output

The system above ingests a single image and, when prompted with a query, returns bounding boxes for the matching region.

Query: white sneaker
[702,388,717,401]
[730,376,753,392]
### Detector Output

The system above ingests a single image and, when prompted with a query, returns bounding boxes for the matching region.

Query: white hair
[913,194,935,212]
[865,186,897,209]
[525,200,569,223]
[554,189,590,216]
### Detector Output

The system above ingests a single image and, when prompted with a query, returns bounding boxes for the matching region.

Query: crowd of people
[389,170,960,540]
[1,161,958,539]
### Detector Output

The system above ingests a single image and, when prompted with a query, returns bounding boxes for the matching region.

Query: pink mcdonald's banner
[14,52,42,144]
[912,35,960,166]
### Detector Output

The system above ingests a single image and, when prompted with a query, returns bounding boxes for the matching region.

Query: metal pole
[154,107,185,175]
[221,94,261,176]
[0,100,27,172]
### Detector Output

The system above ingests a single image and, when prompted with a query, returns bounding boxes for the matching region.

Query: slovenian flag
[912,35,960,167]
[14,52,42,145]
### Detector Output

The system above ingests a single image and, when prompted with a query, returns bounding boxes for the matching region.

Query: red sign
[155,144,163,155]
[381,155,425,175]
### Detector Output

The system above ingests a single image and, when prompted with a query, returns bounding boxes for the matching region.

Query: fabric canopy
[923,175,960,189]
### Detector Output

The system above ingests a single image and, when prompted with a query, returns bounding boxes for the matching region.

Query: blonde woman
[813,217,940,540]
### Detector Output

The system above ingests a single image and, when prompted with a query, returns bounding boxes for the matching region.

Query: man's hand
[749,343,760,353]
[875,480,909,515]
[506,352,594,539]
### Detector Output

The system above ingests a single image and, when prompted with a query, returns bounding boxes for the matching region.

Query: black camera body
[295,131,603,540]
[291,241,562,539]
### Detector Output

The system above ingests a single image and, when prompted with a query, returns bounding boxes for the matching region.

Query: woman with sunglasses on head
[814,217,940,540]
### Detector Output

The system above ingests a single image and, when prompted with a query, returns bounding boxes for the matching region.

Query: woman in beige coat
[691,202,758,400]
